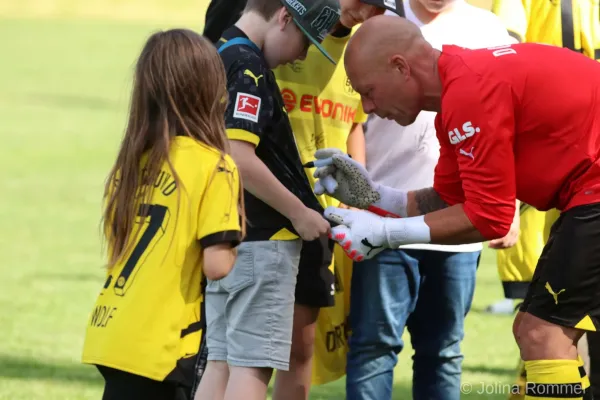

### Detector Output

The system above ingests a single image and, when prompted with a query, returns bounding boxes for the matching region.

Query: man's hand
[290,207,331,241]
[313,149,381,209]
[488,212,520,249]
[323,206,389,261]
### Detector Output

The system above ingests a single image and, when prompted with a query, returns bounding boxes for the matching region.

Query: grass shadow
[468,305,516,316]
[31,272,102,282]
[0,354,103,385]
[27,93,117,111]
[462,364,516,378]
[268,379,413,399]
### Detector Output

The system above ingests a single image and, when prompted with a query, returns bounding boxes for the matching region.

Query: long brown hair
[103,28,242,269]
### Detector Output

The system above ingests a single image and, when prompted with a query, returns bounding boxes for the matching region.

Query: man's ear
[390,54,411,79]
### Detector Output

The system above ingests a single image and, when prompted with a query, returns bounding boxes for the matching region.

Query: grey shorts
[205,239,302,371]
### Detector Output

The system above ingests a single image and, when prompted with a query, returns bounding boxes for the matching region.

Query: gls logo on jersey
[233,92,261,123]
[448,121,480,145]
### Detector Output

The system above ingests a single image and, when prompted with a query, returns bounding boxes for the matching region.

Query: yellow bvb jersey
[492,0,600,59]
[82,137,242,382]
[274,26,367,385]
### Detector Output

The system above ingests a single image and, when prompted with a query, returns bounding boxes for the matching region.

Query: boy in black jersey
[197,1,341,400]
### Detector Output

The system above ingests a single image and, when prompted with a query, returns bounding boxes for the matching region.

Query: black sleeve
[203,0,247,43]
[224,61,275,145]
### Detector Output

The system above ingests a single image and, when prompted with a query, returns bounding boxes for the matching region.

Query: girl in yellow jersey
[81,29,244,400]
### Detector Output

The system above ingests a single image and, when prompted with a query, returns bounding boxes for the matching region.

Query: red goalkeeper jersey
[433,43,600,239]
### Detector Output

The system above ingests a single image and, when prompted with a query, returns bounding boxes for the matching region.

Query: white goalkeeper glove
[313,148,408,218]
[324,206,432,261]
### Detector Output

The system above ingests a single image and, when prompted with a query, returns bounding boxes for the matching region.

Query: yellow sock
[509,359,527,400]
[524,360,590,399]
[577,356,591,393]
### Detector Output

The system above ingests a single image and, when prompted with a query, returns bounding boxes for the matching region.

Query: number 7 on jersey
[113,203,170,296]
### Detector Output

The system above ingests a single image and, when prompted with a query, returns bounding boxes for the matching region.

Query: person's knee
[411,334,463,369]
[517,313,580,360]
[229,366,273,383]
[208,360,229,373]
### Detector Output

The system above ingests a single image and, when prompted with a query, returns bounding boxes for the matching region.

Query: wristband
[384,215,431,248]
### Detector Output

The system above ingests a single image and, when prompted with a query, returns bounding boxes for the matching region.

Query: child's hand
[290,207,331,241]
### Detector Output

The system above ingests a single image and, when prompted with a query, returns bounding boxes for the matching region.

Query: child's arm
[198,155,243,280]
[230,140,330,241]
[346,122,366,166]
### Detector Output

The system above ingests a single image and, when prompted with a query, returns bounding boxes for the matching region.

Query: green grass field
[0,2,518,399]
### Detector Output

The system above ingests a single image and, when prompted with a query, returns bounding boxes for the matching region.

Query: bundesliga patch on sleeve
[233,92,261,123]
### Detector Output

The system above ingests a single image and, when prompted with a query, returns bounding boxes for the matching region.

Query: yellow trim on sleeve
[269,228,300,241]
[227,128,260,146]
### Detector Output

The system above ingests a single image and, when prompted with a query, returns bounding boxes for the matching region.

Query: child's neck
[235,12,270,49]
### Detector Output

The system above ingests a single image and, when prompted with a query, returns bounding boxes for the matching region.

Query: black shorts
[98,366,191,400]
[295,235,335,308]
[97,335,207,400]
[520,203,600,331]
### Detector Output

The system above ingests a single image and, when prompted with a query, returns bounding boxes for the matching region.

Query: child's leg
[221,240,302,399]
[225,366,273,400]
[273,236,334,400]
[196,361,229,400]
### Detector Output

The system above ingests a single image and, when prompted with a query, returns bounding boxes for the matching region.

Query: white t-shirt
[366,1,515,252]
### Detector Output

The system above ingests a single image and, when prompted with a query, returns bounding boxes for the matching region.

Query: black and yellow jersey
[82,137,242,384]
[273,25,368,210]
[218,26,323,242]
[492,0,600,59]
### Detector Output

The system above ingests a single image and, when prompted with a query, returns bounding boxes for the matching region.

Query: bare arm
[230,140,306,221]
[346,123,366,166]
[405,187,486,245]
[406,187,449,217]
[230,140,330,240]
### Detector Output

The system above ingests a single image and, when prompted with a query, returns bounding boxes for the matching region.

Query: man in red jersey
[311,15,600,400]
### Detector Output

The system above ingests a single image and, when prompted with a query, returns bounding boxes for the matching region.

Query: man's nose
[362,98,375,114]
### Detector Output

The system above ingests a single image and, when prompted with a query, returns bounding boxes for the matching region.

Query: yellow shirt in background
[492,0,600,58]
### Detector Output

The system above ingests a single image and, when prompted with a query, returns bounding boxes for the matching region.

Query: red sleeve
[436,74,516,240]
[433,114,465,205]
